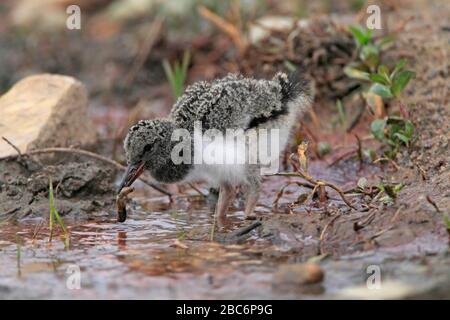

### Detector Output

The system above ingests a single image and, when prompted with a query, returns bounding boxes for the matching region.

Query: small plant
[162,50,191,99]
[377,182,404,204]
[367,59,415,100]
[345,25,416,160]
[48,178,69,248]
[355,178,404,205]
[344,25,393,78]
[371,116,415,158]
[345,26,415,98]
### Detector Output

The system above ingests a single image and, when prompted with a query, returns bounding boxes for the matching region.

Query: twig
[273,180,315,208]
[373,157,400,170]
[390,206,403,223]
[327,148,357,167]
[197,5,247,55]
[355,134,363,169]
[0,146,172,198]
[320,214,341,242]
[188,183,207,197]
[269,171,357,210]
[319,213,341,254]
[323,182,356,209]
[2,137,22,156]
[414,161,427,181]
[354,210,377,231]
[370,226,394,240]
[232,221,262,237]
[346,99,366,132]
[426,195,441,213]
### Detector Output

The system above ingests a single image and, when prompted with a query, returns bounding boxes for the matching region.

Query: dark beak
[118,161,145,193]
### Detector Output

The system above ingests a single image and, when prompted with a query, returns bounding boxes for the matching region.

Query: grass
[443,214,450,232]
[336,99,347,127]
[48,178,69,248]
[162,50,191,99]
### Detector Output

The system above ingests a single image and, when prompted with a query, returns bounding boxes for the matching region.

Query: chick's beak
[118,161,145,193]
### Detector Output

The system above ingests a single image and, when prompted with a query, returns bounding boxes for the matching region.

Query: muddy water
[1,166,449,299]
[0,194,286,299]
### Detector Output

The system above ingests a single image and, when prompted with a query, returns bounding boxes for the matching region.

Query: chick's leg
[244,173,261,217]
[215,183,235,218]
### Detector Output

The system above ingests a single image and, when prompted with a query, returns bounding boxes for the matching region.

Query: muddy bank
[0,203,449,299]
[0,157,117,220]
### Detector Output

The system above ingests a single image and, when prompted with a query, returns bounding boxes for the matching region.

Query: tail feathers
[273,71,313,107]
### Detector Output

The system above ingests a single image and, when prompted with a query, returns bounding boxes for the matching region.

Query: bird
[119,72,311,219]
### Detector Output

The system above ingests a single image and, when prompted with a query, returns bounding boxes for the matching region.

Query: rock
[0,74,97,157]
[273,263,324,286]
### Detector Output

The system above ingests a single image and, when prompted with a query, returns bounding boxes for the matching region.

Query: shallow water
[0,192,277,299]
[0,158,448,299]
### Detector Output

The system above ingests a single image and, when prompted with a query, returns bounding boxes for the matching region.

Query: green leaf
[386,138,398,147]
[378,65,390,82]
[392,59,407,77]
[349,25,370,46]
[360,44,380,68]
[371,119,387,141]
[336,99,346,126]
[391,70,415,96]
[393,183,405,193]
[369,73,390,85]
[377,35,394,49]
[344,65,370,81]
[394,132,410,145]
[384,185,398,199]
[370,83,393,98]
[386,116,405,125]
[443,214,450,230]
[404,120,414,138]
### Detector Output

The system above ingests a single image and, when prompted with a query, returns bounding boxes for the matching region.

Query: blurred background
[0,0,397,159]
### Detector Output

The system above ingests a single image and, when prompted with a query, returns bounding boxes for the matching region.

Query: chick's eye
[143,144,152,153]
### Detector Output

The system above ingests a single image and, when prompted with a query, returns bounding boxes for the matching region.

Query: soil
[0,157,117,220]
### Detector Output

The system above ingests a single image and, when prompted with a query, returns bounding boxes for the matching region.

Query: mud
[0,157,117,220]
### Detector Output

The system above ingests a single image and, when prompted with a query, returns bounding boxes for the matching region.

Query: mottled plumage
[121,72,311,218]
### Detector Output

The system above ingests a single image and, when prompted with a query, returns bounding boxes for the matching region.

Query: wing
[169,73,286,133]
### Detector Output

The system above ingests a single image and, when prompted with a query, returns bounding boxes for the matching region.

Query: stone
[0,74,97,157]
[272,263,324,286]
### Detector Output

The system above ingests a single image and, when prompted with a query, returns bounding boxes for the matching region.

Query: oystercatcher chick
[119,72,311,219]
